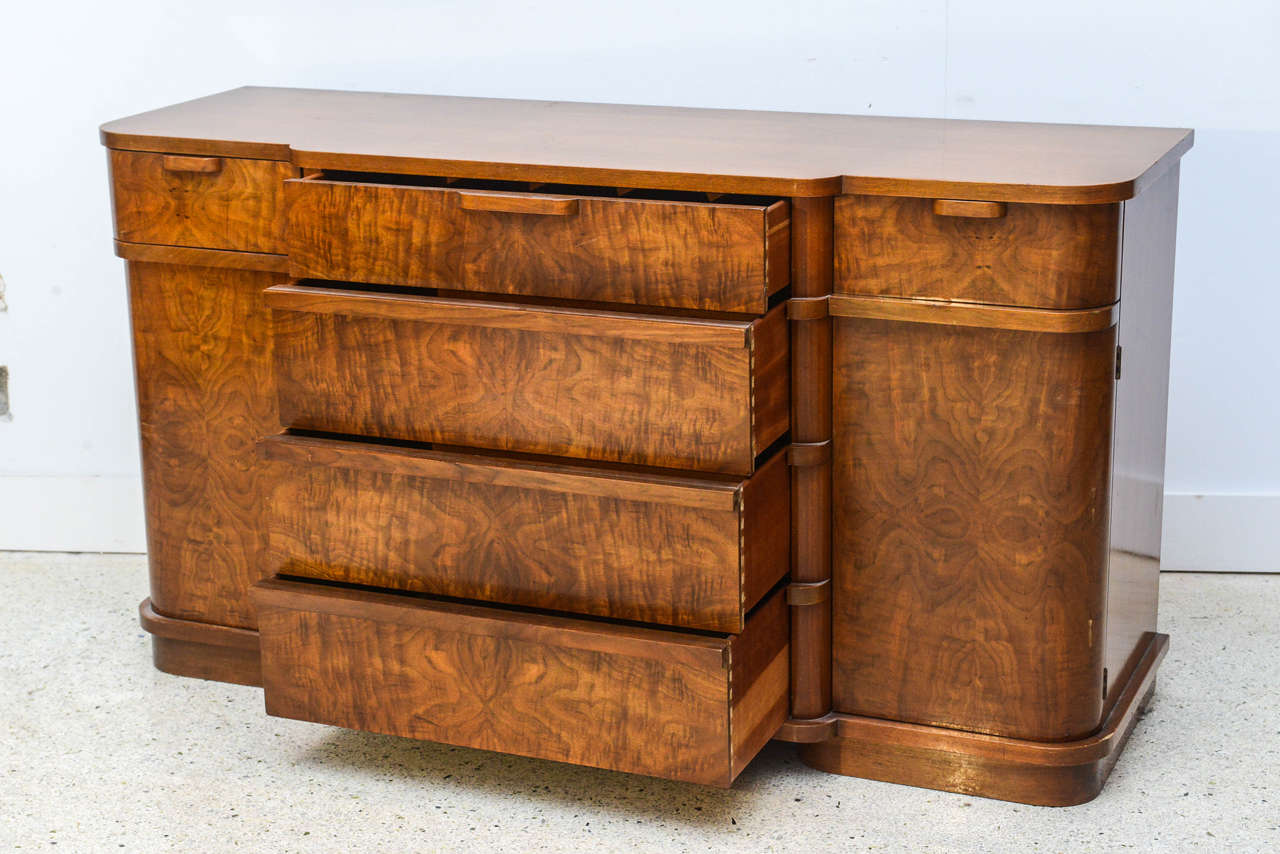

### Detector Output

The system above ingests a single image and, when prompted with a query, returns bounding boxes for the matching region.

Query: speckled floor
[1,552,1276,853]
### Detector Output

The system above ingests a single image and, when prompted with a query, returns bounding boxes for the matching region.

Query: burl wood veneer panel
[834,195,1121,309]
[127,262,281,628]
[268,284,788,475]
[109,150,294,253]
[263,434,789,633]
[831,317,1116,741]
[254,580,789,786]
[286,176,790,313]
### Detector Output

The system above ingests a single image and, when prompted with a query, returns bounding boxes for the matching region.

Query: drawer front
[835,194,1121,309]
[285,175,790,313]
[268,285,789,475]
[263,434,788,632]
[254,580,789,786]
[109,150,294,253]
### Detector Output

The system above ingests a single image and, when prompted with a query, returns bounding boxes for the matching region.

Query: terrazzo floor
[1,552,1276,853]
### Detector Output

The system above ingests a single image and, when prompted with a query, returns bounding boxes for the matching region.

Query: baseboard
[1161,493,1280,572]
[0,475,145,552]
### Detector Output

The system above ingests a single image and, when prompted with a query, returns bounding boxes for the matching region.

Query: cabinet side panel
[127,262,280,628]
[832,318,1115,741]
[1105,164,1181,701]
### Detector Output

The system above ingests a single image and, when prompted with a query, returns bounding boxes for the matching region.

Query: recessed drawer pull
[932,199,1007,218]
[457,190,579,216]
[160,155,223,174]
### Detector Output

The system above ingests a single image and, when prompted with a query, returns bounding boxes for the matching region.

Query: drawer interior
[310,169,785,207]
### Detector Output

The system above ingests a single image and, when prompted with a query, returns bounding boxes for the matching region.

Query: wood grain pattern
[140,598,263,686]
[1105,165,1181,707]
[127,262,281,629]
[802,633,1166,806]
[270,285,787,475]
[835,195,1121,309]
[285,175,789,313]
[263,434,788,632]
[786,196,834,720]
[831,317,1117,741]
[101,86,1192,202]
[110,149,294,253]
[829,294,1119,334]
[114,239,288,273]
[254,580,788,786]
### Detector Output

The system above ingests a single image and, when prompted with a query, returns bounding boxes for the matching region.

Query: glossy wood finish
[831,318,1117,741]
[285,174,790,313]
[109,149,294,253]
[802,632,1166,806]
[1105,165,1181,705]
[786,197,834,720]
[932,199,1007,219]
[835,195,1121,309]
[127,262,281,629]
[269,284,788,475]
[103,89,1191,801]
[115,239,288,274]
[263,433,788,632]
[101,86,1191,202]
[140,598,262,686]
[829,294,1119,334]
[254,579,789,787]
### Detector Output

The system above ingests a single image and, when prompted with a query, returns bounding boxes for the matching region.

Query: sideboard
[101,87,1191,805]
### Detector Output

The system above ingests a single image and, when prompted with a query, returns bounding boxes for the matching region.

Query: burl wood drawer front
[831,317,1116,741]
[254,579,789,786]
[109,150,294,253]
[262,433,789,633]
[834,195,1121,309]
[268,284,788,475]
[284,174,790,314]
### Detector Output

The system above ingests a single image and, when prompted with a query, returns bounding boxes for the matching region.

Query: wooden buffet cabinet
[102,87,1192,805]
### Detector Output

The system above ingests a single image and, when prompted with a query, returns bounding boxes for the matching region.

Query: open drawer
[253,579,789,787]
[268,283,789,475]
[262,432,789,633]
[284,172,790,314]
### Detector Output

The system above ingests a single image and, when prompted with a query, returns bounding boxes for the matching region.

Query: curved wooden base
[798,632,1167,806]
[139,599,263,687]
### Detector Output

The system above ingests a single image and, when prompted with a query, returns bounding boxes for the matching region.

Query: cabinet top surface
[100,86,1192,202]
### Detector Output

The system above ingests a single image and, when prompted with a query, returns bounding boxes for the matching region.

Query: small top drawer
[835,194,1121,309]
[285,172,790,314]
[109,150,295,253]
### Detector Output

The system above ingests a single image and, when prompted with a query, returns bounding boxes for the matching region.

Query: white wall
[1,0,1277,567]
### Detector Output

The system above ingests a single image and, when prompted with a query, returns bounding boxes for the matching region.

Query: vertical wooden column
[785,196,834,720]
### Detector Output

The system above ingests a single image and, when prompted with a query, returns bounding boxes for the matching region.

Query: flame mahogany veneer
[104,87,1191,805]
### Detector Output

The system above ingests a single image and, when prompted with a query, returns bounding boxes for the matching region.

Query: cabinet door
[830,316,1116,741]
[128,262,282,628]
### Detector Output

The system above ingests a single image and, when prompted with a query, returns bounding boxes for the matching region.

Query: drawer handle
[161,155,223,174]
[458,191,579,216]
[932,199,1007,219]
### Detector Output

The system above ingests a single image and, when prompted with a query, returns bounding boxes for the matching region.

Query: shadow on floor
[298,728,813,828]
